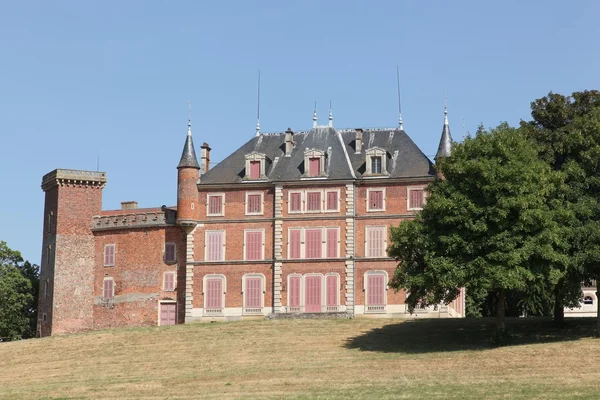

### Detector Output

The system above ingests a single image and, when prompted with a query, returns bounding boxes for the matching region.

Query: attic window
[244,152,267,180]
[303,149,327,178]
[365,147,388,176]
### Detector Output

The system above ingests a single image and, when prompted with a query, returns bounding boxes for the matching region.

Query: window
[164,272,176,291]
[103,278,114,300]
[164,243,176,263]
[306,191,322,212]
[309,157,321,177]
[288,275,301,312]
[326,228,338,258]
[303,149,326,178]
[305,275,322,312]
[47,211,53,233]
[44,280,48,298]
[305,229,322,259]
[289,191,302,213]
[289,229,302,259]
[367,189,385,211]
[42,313,47,322]
[104,244,115,266]
[584,295,594,305]
[244,230,264,261]
[326,274,339,311]
[205,231,225,261]
[366,226,386,258]
[249,161,260,179]
[204,275,225,314]
[326,190,338,211]
[365,272,387,312]
[408,188,425,210]
[246,192,263,215]
[47,245,51,264]
[207,193,224,216]
[243,275,265,314]
[371,156,382,174]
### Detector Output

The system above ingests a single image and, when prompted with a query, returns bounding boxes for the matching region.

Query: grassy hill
[1,317,600,399]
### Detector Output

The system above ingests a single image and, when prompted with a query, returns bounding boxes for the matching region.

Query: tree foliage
[389,124,568,333]
[0,241,39,339]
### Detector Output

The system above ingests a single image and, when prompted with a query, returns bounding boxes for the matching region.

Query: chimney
[201,142,211,174]
[285,128,294,157]
[355,128,363,154]
[121,201,138,210]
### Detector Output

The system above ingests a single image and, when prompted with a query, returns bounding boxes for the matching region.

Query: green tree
[389,124,568,334]
[0,241,39,339]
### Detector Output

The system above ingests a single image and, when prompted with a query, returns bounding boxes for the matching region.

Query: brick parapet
[41,169,107,192]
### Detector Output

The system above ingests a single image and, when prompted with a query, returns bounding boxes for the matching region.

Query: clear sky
[1,0,599,263]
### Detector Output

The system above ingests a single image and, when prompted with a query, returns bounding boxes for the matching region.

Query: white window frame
[244,152,267,180]
[288,190,304,214]
[407,186,427,211]
[365,225,388,258]
[163,271,176,291]
[303,273,326,313]
[204,230,226,262]
[365,147,388,176]
[366,188,386,212]
[303,148,327,178]
[324,189,341,212]
[305,190,323,213]
[245,191,265,216]
[287,273,303,312]
[202,274,227,315]
[206,192,225,216]
[242,273,266,315]
[304,227,324,259]
[164,242,177,263]
[325,272,341,311]
[243,229,266,261]
[364,270,389,313]
[287,227,304,259]
[102,277,115,300]
[104,244,115,267]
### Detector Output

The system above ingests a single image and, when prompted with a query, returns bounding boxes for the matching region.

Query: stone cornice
[92,210,176,231]
[42,169,107,191]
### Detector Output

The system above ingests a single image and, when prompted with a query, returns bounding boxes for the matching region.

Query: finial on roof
[444,86,448,126]
[328,101,333,127]
[313,101,317,128]
[255,70,261,136]
[435,90,453,161]
[396,65,403,130]
[187,101,192,136]
[178,102,200,169]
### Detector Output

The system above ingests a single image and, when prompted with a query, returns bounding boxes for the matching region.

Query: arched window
[583,295,594,305]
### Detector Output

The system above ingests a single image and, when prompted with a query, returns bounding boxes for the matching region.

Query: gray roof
[199,126,435,185]
[435,121,452,160]
[177,133,200,169]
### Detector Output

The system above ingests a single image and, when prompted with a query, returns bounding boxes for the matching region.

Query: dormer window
[303,149,327,178]
[365,147,388,176]
[244,152,267,180]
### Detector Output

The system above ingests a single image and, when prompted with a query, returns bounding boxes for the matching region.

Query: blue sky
[1,0,599,263]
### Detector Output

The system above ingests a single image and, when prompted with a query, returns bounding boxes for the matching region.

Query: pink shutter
[307,192,321,211]
[326,191,338,210]
[369,190,383,210]
[207,232,223,261]
[208,195,222,215]
[249,161,260,179]
[247,194,261,214]
[164,272,175,291]
[105,245,114,266]
[165,243,175,262]
[309,157,320,177]
[326,275,337,307]
[368,275,384,306]
[206,278,222,309]
[245,277,261,308]
[305,276,322,312]
[289,229,301,258]
[290,193,301,212]
[410,189,423,209]
[306,229,322,258]
[367,227,385,257]
[326,228,338,258]
[289,276,300,308]
[246,231,262,260]
[104,279,114,299]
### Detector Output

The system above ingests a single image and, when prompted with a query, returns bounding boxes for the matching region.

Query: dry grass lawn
[1,317,600,399]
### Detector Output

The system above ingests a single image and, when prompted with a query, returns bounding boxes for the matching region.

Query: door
[160,303,176,326]
[305,276,322,313]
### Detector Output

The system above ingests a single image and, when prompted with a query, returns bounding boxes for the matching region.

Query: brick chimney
[201,142,211,174]
[121,201,138,210]
[355,128,363,154]
[285,128,294,157]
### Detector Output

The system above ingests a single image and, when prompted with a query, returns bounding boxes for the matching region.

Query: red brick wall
[38,186,58,337]
[177,167,200,223]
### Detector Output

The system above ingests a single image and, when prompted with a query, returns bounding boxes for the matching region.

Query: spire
[178,103,200,169]
[435,90,453,161]
[328,101,333,127]
[255,70,261,136]
[312,102,317,128]
[397,66,403,130]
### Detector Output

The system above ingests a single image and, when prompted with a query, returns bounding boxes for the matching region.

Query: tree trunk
[496,289,506,333]
[553,283,565,326]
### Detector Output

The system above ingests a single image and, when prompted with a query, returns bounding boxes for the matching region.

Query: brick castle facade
[37,110,465,337]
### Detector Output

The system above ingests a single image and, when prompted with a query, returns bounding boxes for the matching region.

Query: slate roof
[177,129,200,169]
[198,126,436,185]
[435,121,452,160]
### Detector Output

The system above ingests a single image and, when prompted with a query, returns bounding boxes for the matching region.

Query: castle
[37,107,466,337]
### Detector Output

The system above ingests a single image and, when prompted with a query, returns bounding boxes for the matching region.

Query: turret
[435,101,453,161]
[177,118,201,226]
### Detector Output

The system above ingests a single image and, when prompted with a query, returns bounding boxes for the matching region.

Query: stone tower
[176,119,201,227]
[38,169,106,336]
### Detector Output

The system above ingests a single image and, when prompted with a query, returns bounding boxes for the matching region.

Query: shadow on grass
[344,317,597,353]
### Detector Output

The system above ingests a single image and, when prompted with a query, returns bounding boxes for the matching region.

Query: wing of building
[37,115,466,336]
